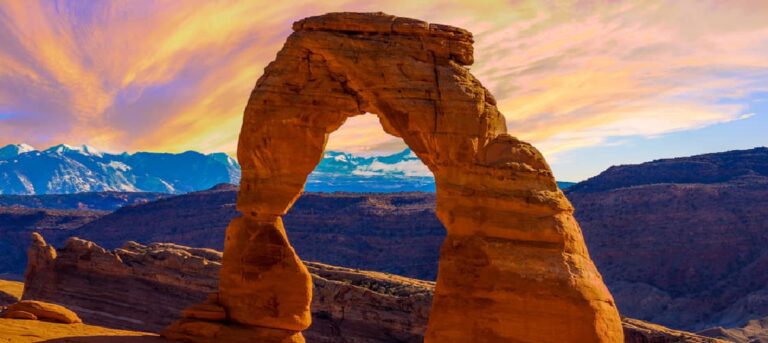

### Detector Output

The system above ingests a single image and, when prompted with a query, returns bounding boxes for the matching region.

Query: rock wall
[567,147,768,331]
[23,235,431,342]
[21,236,723,343]
[186,11,622,343]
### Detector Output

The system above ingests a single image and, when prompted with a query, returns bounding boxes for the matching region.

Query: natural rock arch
[165,12,623,343]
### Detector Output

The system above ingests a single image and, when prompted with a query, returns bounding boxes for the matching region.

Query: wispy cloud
[0,0,766,159]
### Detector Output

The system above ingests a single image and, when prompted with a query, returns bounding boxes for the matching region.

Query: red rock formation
[23,235,431,342]
[567,147,768,332]
[23,236,220,332]
[165,11,622,343]
[19,236,717,343]
[1,300,82,324]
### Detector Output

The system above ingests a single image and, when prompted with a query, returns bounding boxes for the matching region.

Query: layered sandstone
[176,11,622,343]
[70,187,443,280]
[2,300,82,324]
[567,147,768,332]
[23,235,431,342]
[21,236,716,343]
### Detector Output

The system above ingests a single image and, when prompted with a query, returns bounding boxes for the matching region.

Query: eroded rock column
[165,11,624,343]
[426,135,623,342]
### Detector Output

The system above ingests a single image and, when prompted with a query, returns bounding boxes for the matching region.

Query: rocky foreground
[13,234,723,343]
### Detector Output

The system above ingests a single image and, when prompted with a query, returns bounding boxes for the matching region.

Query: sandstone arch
[165,12,623,343]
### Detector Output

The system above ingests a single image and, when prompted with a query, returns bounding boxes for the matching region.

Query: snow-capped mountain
[0,144,572,195]
[0,144,241,195]
[307,149,436,192]
[307,149,574,192]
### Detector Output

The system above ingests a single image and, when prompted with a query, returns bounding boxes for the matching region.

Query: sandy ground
[0,318,169,342]
[1,279,169,342]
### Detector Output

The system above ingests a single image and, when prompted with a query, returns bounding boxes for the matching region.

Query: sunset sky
[0,1,766,181]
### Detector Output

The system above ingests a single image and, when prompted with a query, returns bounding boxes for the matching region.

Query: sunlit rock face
[19,236,723,343]
[165,12,623,343]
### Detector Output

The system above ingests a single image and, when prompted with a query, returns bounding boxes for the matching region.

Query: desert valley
[1,5,767,343]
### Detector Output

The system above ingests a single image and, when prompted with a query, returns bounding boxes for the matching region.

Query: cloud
[0,0,766,160]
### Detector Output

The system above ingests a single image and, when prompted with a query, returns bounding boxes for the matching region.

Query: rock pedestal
[165,12,624,343]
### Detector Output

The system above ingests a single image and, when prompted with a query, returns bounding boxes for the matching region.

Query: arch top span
[164,12,624,343]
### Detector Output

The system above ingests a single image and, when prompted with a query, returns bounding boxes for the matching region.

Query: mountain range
[0,143,576,195]
[0,144,240,195]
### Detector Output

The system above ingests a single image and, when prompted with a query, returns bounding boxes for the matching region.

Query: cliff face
[566,147,768,194]
[567,147,768,331]
[0,191,167,211]
[72,187,444,280]
[20,236,721,343]
[0,207,105,275]
[22,235,431,342]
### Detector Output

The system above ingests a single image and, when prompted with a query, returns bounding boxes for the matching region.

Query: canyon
[15,235,722,343]
[567,147,768,335]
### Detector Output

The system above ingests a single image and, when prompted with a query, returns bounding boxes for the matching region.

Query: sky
[0,1,766,181]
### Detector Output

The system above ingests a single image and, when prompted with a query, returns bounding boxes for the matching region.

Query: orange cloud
[0,0,766,161]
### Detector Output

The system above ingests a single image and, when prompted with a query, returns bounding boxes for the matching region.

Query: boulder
[2,310,37,320]
[4,300,81,324]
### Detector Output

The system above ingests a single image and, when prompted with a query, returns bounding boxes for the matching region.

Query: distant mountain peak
[0,143,241,195]
[0,143,36,159]
[44,143,103,157]
[566,146,768,193]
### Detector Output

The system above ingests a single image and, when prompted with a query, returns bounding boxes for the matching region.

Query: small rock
[2,310,38,320]
[6,300,82,324]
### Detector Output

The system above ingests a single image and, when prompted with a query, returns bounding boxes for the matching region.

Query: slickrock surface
[0,318,167,342]
[2,300,81,324]
[186,11,621,343]
[0,279,22,306]
[567,147,768,333]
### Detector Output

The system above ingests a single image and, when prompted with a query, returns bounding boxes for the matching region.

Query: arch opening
[285,112,443,281]
[164,12,624,343]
